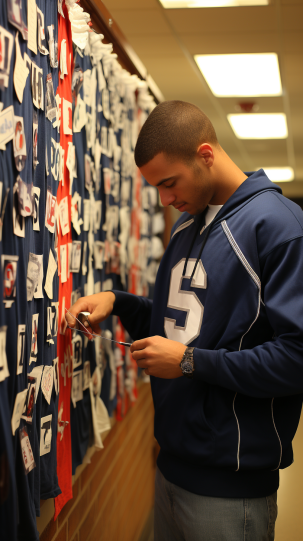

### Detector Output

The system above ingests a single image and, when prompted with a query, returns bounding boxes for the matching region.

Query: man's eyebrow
[156,176,177,187]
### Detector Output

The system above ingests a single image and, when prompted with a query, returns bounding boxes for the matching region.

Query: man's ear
[197,144,214,167]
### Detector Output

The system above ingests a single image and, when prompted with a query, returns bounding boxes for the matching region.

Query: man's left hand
[130,336,186,379]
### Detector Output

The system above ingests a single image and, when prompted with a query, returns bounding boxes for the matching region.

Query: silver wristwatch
[180,347,195,378]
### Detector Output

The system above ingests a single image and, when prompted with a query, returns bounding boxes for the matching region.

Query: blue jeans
[154,467,277,541]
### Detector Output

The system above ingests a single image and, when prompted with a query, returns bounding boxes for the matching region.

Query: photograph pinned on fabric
[21,375,36,424]
[7,0,28,40]
[53,357,59,395]
[17,177,33,218]
[27,253,43,301]
[0,26,14,89]
[29,365,44,403]
[33,110,38,169]
[84,154,92,191]
[13,181,25,237]
[93,241,104,270]
[2,254,18,308]
[13,116,27,171]
[59,196,70,236]
[47,24,58,68]
[83,361,91,391]
[0,326,9,382]
[45,189,56,233]
[46,301,59,343]
[37,7,48,55]
[70,241,81,273]
[33,186,40,231]
[44,250,57,300]
[72,371,83,407]
[40,414,52,456]
[31,60,44,110]
[72,64,83,104]
[29,313,39,363]
[51,137,60,181]
[71,192,83,235]
[45,73,56,122]
[20,426,36,475]
[16,324,26,375]
[72,334,82,369]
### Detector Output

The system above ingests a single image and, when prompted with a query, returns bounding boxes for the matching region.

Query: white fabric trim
[171,218,194,239]
[221,221,261,289]
[271,398,282,470]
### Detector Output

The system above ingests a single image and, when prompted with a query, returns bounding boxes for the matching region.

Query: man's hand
[65,292,116,339]
[130,336,186,379]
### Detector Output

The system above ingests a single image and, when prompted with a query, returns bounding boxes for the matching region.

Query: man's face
[139,152,214,216]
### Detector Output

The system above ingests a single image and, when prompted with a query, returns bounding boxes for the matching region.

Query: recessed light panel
[260,167,294,182]
[160,0,268,8]
[194,54,282,97]
[227,114,288,139]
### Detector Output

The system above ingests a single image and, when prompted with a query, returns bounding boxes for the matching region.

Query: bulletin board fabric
[0,0,163,538]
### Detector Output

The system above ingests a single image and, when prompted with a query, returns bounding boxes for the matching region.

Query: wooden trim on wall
[79,0,165,104]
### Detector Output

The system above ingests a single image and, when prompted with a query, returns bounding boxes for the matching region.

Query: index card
[13,32,29,103]
[63,98,72,135]
[27,0,37,54]
[41,365,53,405]
[0,326,9,382]
[44,249,57,299]
[29,365,44,403]
[11,390,27,435]
[0,106,14,147]
[59,196,70,236]
[29,313,39,364]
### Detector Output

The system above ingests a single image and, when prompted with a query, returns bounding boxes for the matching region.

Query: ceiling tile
[126,34,182,57]
[281,4,303,31]
[182,31,280,54]
[103,0,157,8]
[165,5,277,33]
[109,9,171,34]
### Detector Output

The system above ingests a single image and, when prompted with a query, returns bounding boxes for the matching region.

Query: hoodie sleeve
[111,290,153,341]
[193,237,303,398]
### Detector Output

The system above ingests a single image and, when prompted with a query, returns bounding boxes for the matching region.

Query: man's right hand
[65,291,116,339]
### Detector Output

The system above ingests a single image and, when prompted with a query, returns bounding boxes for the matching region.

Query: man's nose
[158,188,175,207]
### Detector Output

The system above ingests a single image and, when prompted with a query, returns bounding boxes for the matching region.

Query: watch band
[180,347,195,378]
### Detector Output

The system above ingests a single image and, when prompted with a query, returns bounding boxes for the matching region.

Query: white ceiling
[102,0,303,200]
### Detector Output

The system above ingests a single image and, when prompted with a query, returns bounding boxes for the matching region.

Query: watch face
[182,361,193,374]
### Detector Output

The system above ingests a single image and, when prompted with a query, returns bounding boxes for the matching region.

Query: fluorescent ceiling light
[194,54,282,97]
[160,0,268,7]
[227,113,288,139]
[259,167,294,182]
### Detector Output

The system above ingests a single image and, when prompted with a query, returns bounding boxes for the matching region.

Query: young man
[66,101,303,540]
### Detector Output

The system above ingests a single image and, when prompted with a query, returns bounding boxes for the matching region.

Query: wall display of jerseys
[0,0,163,539]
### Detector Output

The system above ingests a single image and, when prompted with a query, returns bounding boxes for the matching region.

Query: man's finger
[130,338,148,353]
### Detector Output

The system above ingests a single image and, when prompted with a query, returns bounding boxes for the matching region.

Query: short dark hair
[134,100,219,168]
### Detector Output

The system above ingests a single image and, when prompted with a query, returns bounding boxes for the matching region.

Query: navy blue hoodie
[113,170,303,498]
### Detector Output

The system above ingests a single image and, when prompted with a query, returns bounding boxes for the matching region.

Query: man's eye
[165,183,174,188]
